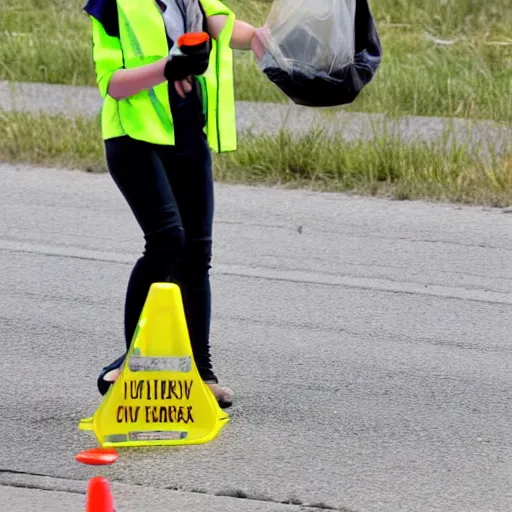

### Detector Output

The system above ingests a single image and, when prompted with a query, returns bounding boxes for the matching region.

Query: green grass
[1,0,511,122]
[2,110,512,207]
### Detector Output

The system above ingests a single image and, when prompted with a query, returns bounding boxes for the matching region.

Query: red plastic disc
[76,448,118,466]
[178,32,210,48]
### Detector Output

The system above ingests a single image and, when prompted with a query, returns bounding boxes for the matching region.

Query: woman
[83,0,264,408]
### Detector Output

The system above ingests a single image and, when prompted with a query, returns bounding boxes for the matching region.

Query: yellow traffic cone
[79,283,229,447]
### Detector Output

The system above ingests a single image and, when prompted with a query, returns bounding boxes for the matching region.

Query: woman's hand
[174,76,193,98]
[251,27,269,60]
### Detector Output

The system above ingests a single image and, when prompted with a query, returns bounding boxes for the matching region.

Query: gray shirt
[156,0,204,46]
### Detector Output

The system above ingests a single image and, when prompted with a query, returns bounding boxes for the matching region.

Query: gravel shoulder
[2,80,511,151]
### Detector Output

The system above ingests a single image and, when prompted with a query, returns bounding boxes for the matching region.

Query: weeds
[2,110,511,207]
[1,0,511,122]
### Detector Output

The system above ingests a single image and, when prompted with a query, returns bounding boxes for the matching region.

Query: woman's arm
[109,58,197,100]
[91,17,195,101]
[108,59,169,100]
[207,15,258,50]
[107,16,261,100]
[91,17,170,100]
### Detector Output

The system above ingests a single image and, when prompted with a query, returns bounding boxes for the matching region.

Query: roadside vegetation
[1,0,511,122]
[2,110,511,206]
[2,0,511,206]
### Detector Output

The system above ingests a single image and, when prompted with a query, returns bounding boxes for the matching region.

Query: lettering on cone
[116,379,195,424]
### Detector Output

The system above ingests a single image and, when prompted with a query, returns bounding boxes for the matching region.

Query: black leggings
[105,131,217,382]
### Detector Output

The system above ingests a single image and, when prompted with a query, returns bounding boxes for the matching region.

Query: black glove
[164,35,211,82]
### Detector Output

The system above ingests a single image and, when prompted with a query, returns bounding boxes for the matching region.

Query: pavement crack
[0,469,85,496]
[196,486,348,510]
[2,240,512,307]
[0,469,56,478]
[221,270,512,306]
[0,470,349,511]
[0,480,84,496]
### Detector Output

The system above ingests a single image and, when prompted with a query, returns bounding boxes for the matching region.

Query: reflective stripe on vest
[118,3,175,138]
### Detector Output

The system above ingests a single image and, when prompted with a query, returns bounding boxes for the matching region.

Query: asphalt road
[1,163,512,511]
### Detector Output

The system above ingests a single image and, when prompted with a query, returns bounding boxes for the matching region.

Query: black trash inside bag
[254,0,382,107]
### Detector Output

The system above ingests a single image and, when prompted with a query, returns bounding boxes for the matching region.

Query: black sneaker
[97,354,126,396]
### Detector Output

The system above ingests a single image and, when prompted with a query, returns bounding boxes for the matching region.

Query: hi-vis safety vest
[89,0,237,152]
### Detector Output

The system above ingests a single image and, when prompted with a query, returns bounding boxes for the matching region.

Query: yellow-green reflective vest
[89,0,237,153]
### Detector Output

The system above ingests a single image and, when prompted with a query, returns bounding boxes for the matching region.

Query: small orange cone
[86,476,115,512]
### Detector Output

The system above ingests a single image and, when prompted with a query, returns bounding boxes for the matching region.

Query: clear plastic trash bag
[253,0,382,107]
